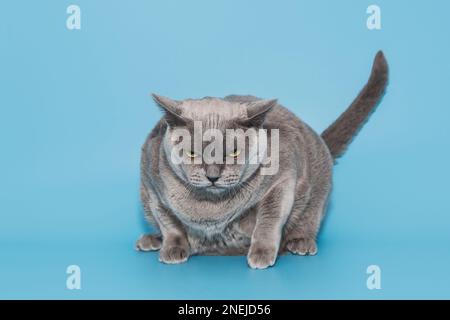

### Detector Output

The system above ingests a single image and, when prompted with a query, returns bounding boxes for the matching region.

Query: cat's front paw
[247,245,278,269]
[286,238,317,256]
[159,245,190,264]
[135,234,162,251]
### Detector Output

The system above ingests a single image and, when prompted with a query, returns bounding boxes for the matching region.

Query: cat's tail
[321,51,389,159]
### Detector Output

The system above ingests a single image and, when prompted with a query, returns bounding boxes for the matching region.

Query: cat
[136,51,388,269]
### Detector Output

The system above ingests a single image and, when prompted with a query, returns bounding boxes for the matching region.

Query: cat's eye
[185,151,198,158]
[228,149,241,158]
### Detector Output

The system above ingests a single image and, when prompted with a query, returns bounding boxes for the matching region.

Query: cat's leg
[247,179,295,269]
[284,183,330,256]
[135,234,162,251]
[140,184,190,264]
[136,184,163,251]
[153,205,191,264]
[137,213,189,264]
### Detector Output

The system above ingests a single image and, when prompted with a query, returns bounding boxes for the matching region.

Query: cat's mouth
[206,184,227,193]
[189,181,225,190]
[189,180,240,193]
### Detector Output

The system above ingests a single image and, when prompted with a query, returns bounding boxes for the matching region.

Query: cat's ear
[152,93,187,127]
[243,99,277,127]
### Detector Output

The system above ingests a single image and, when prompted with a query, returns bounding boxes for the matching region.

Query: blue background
[1,0,449,299]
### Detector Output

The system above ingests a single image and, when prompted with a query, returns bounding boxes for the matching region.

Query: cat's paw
[159,245,190,264]
[247,245,278,269]
[135,234,162,251]
[286,238,317,256]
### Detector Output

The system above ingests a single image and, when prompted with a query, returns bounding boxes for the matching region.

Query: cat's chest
[163,184,258,227]
[186,221,253,255]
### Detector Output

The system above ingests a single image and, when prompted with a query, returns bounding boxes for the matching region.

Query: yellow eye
[185,151,198,158]
[229,149,241,158]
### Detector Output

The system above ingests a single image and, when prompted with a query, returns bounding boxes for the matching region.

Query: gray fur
[322,51,389,158]
[137,52,389,269]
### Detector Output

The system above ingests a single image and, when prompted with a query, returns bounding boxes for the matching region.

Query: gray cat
[136,51,388,269]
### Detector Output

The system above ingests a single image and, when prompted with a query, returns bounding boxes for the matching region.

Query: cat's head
[152,94,277,194]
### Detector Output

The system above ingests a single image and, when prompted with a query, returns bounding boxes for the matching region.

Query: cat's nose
[207,176,219,183]
[206,165,221,184]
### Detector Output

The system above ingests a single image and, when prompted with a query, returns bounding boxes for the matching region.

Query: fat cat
[136,51,388,269]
